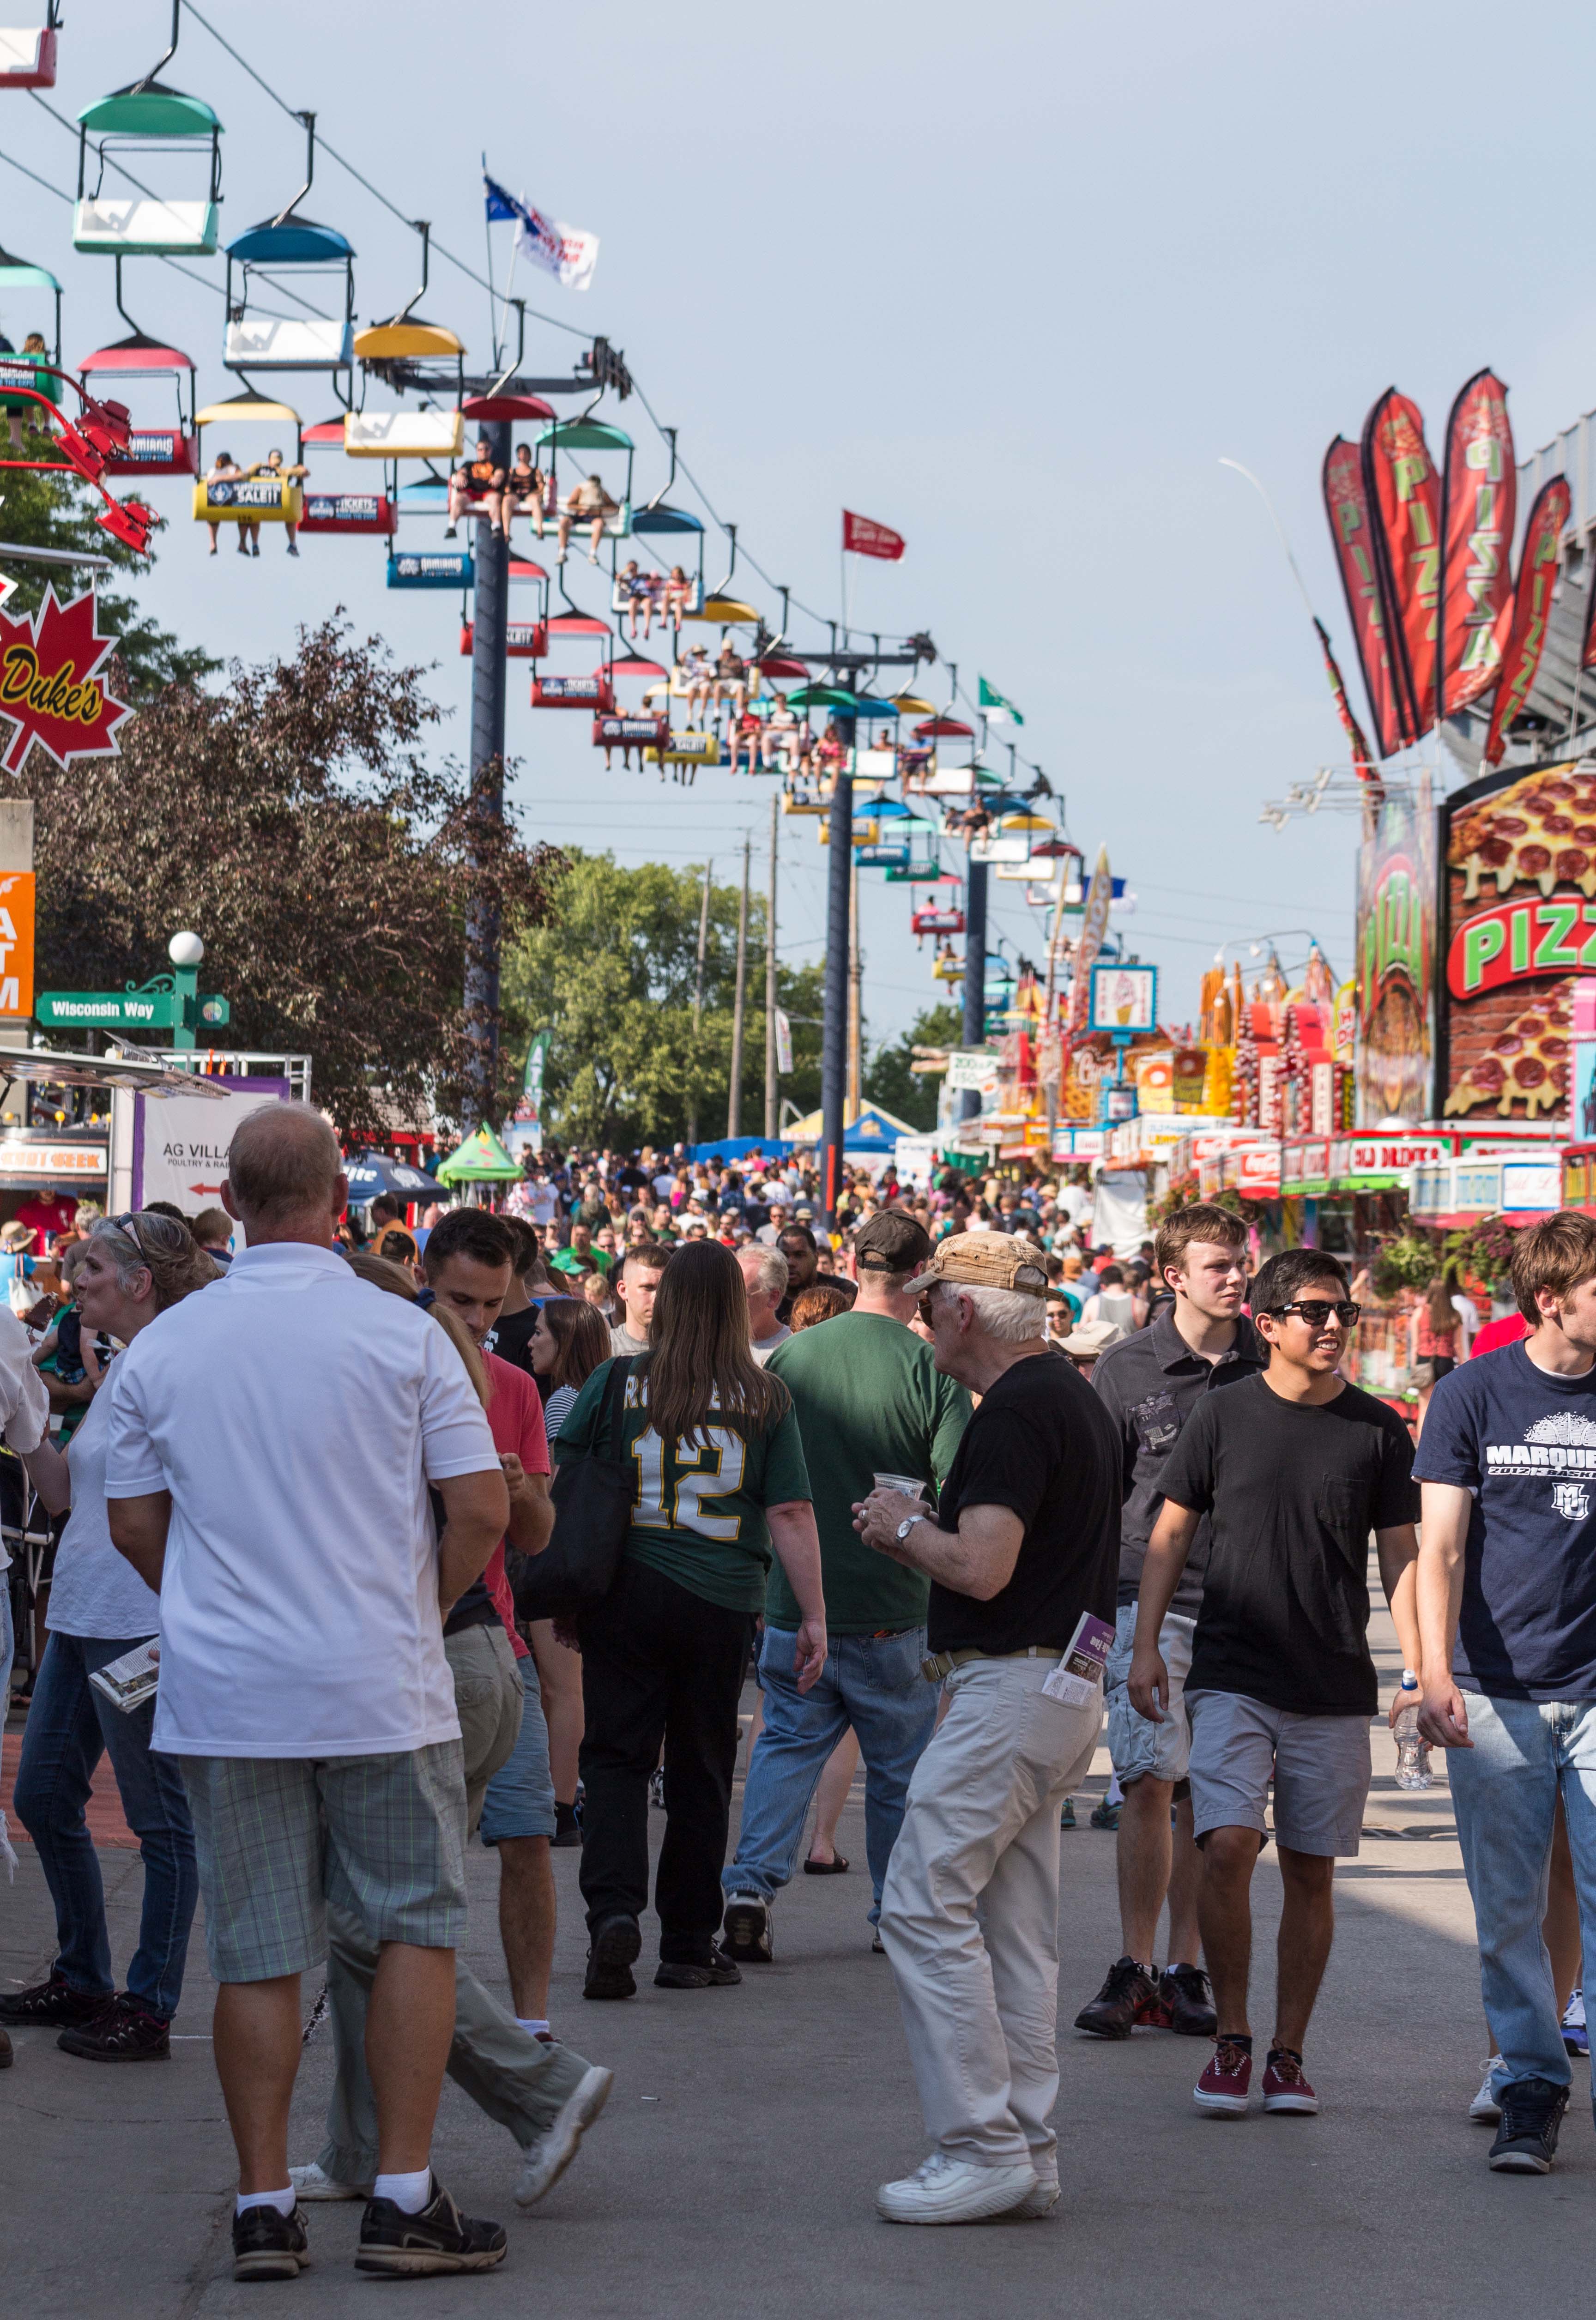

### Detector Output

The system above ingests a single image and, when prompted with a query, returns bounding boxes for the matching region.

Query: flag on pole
[978,677,1024,726]
[842,510,905,561]
[774,1009,793,1075]
[482,171,599,292]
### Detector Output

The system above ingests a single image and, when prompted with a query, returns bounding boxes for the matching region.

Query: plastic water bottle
[1394,1674,1433,1791]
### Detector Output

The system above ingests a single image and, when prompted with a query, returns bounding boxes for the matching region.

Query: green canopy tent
[436,1125,524,1186]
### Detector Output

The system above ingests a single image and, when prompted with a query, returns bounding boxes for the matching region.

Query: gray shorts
[1106,1604,1194,1788]
[478,1652,557,1844]
[445,1621,524,1834]
[179,1741,469,1983]
[1186,1689,1371,1858]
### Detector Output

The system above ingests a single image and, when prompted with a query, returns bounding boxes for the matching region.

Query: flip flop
[803,1854,848,1876]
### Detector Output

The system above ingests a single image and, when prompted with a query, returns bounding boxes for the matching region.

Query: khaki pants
[879,1655,1100,2170]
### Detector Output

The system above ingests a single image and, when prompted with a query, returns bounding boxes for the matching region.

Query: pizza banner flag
[1438,368,1517,721]
[842,510,905,561]
[1321,436,1408,760]
[1312,617,1378,787]
[1483,475,1571,767]
[1360,387,1440,746]
[0,586,131,777]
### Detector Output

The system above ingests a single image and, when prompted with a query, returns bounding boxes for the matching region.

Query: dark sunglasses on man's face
[916,1293,938,1326]
[1265,1299,1360,1329]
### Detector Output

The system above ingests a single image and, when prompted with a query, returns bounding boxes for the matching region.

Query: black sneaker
[1161,1964,1218,2038]
[1089,1796,1121,1831]
[655,1955,741,1989]
[1074,1955,1159,2039]
[551,1800,583,1849]
[57,1992,170,2062]
[582,1912,641,2001]
[1489,2076,1570,2173]
[356,2176,506,2276]
[0,1969,113,2029]
[720,1891,773,1963]
[0,2025,10,2069]
[232,2201,310,2282]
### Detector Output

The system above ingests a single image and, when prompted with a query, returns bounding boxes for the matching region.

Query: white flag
[775,1008,793,1075]
[515,199,598,292]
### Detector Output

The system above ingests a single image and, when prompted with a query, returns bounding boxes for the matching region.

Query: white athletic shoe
[1008,2165,1060,2219]
[288,2160,371,2201]
[514,2064,614,2207]
[1470,2060,1503,2124]
[876,2152,1037,2225]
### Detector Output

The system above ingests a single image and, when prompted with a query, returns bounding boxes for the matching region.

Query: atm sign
[1448,898,1596,999]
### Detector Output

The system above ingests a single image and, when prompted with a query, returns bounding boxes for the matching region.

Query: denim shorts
[1105,1604,1194,1788]
[478,1654,557,1843]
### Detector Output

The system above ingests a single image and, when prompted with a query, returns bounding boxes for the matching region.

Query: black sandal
[803,1854,848,1876]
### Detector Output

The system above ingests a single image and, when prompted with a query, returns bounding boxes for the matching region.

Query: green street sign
[36,988,231,1034]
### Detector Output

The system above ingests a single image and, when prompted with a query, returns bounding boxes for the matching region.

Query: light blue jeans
[724,1624,938,1924]
[1450,1692,1596,2108]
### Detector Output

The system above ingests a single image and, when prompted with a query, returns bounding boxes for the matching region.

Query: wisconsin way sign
[36,989,230,1032]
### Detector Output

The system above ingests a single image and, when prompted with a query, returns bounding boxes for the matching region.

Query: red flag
[1322,436,1408,760]
[1360,388,1440,744]
[1483,475,1571,766]
[842,510,904,561]
[1437,369,1516,720]
[1313,618,1379,789]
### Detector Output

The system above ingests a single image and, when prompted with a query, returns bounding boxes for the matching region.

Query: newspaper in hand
[1041,1612,1116,1710]
[87,1639,159,1716]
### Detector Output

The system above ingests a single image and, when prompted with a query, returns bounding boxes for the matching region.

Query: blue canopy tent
[686,1135,792,1166]
[344,1151,445,1202]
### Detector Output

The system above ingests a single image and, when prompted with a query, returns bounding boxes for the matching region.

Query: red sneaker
[1194,2038,1252,2116]
[1262,2048,1318,2114]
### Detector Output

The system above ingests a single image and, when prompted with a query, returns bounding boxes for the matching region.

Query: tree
[20,619,559,1137]
[501,850,825,1150]
[864,1003,964,1132]
[0,445,217,699]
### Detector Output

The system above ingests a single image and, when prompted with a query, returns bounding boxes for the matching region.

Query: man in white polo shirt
[105,1105,513,2285]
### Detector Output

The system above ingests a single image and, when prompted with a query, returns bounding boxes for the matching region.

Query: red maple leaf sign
[0,586,132,776]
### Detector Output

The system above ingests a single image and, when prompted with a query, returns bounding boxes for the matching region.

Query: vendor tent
[436,1126,524,1185]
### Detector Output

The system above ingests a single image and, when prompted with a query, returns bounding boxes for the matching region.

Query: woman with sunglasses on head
[3,1214,219,2063]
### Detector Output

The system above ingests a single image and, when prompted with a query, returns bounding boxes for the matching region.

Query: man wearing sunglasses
[1129,1247,1421,2122]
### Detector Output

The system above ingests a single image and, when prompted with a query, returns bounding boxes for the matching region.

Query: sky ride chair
[0,244,59,451]
[224,112,355,392]
[192,394,305,556]
[0,0,59,88]
[459,553,550,659]
[349,221,466,483]
[73,4,222,255]
[78,257,196,477]
[535,412,634,565]
[0,352,156,552]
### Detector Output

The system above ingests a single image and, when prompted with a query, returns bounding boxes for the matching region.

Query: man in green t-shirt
[550,1222,613,1283]
[721,1212,971,1965]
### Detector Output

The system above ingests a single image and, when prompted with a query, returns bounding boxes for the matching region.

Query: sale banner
[1322,436,1409,759]
[0,586,131,776]
[842,510,905,561]
[1437,368,1516,719]
[1360,389,1441,745]
[1483,475,1571,766]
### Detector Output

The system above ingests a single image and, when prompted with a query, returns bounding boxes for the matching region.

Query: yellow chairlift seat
[353,321,465,364]
[345,409,464,460]
[643,730,721,767]
[998,810,1052,832]
[781,787,828,815]
[196,394,300,429]
[890,693,936,716]
[681,595,760,625]
[192,396,305,522]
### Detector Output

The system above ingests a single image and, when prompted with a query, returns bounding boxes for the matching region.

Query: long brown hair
[538,1295,611,1391]
[1425,1274,1456,1334]
[640,1238,787,1450]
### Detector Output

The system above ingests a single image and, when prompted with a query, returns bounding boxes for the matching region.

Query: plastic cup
[873,1472,929,1502]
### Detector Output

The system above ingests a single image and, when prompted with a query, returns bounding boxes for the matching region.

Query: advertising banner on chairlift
[1483,476,1571,767]
[1360,388,1441,745]
[1322,436,1408,761]
[1437,369,1516,719]
[0,586,131,776]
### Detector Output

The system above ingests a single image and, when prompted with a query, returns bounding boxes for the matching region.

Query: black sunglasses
[108,1210,148,1257]
[1264,1299,1360,1329]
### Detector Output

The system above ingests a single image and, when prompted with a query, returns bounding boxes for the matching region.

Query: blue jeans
[724,1624,937,1923]
[13,1632,199,2021]
[1450,1692,1596,2109]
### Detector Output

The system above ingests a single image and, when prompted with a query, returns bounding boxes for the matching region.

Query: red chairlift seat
[302,416,347,446]
[913,716,975,740]
[299,489,395,536]
[545,611,611,638]
[758,654,809,682]
[532,673,614,710]
[459,618,548,658]
[0,8,59,89]
[611,655,668,682]
[508,558,548,584]
[462,393,556,425]
[78,335,197,475]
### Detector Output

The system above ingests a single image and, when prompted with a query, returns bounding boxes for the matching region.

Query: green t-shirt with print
[554,1355,811,1612]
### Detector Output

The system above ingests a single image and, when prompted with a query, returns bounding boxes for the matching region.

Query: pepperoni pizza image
[1443,979,1571,1118]
[1449,763,1596,902]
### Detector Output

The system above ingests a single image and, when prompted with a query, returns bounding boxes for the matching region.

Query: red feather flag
[1360,388,1441,745]
[842,510,904,561]
[1322,436,1408,759]
[1313,618,1379,788]
[1437,369,1516,720]
[1483,476,1571,767]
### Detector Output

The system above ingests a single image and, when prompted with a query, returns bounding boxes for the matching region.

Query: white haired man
[735,1243,792,1365]
[852,1233,1120,2224]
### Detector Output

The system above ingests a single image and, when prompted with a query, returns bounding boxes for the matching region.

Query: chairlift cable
[0,139,240,307]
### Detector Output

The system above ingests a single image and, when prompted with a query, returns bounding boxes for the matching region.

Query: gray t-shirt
[751,1323,792,1367]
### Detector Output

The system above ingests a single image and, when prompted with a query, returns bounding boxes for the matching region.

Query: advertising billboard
[1088,963,1158,1033]
[1354,772,1435,1126]
[1437,759,1594,1122]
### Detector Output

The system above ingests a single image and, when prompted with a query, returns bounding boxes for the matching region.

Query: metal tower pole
[960,855,989,1124]
[728,834,750,1137]
[462,417,510,1131]
[820,751,854,1226]
[764,790,780,1143]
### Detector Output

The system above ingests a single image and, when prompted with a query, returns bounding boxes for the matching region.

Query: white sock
[373,2168,432,2215]
[236,2187,295,2217]
[516,2017,551,2038]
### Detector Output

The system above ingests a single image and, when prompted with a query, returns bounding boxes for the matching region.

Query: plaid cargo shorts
[179,1740,469,1983]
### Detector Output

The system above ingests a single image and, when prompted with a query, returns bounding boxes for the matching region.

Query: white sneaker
[514,2063,614,2206]
[1009,2167,1060,2219]
[288,2160,371,2201]
[1470,2060,1503,2124]
[876,2152,1037,2225]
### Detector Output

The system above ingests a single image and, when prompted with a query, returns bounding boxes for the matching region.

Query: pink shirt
[483,1351,550,1658]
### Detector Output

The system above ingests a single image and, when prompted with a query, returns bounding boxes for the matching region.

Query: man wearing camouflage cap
[852,1233,1120,2225]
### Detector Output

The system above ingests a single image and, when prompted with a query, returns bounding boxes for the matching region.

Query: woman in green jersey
[555,1241,826,1997]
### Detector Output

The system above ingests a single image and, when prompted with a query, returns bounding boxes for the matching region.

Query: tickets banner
[1484,476,1571,766]
[1322,436,1408,760]
[1360,388,1441,744]
[1437,369,1516,719]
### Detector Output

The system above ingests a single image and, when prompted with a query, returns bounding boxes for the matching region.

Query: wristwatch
[895,1514,920,1545]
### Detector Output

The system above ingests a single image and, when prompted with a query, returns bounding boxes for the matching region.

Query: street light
[169,930,204,967]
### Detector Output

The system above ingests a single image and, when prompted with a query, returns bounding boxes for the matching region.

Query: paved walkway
[3,1595,1593,2315]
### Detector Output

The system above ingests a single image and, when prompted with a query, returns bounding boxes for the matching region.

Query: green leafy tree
[863,1002,964,1132]
[502,849,824,1149]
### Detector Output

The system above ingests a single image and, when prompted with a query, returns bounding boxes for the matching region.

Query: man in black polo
[1074,1204,1260,2040]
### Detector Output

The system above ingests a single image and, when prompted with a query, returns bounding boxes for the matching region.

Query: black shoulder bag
[509,1356,635,1622]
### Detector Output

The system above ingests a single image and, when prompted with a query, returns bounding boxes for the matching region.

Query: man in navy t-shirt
[1416,1209,1596,2179]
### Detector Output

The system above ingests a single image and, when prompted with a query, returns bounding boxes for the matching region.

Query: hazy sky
[5,0,1593,1051]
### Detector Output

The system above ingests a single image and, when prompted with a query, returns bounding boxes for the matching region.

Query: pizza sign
[0,586,131,776]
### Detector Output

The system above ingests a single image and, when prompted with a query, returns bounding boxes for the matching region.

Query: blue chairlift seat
[387,547,472,589]
[224,217,355,373]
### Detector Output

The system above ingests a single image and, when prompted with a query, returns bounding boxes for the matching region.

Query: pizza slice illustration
[1444,981,1572,1118]
[1449,766,1596,901]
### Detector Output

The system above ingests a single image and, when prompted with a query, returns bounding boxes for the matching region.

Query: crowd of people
[4,1113,1596,2279]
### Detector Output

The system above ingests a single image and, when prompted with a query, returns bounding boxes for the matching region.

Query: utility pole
[820,722,855,1225]
[462,416,510,1132]
[764,791,779,1143]
[960,853,989,1124]
[727,835,750,1138]
[687,857,713,1148]
[847,856,862,1124]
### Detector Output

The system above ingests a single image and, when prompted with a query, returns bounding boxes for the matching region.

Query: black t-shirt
[1158,1373,1420,1715]
[485,1305,539,1379]
[928,1349,1120,1655]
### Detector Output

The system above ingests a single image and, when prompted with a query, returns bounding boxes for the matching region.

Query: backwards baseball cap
[903,1231,1048,1299]
[852,1209,932,1275]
